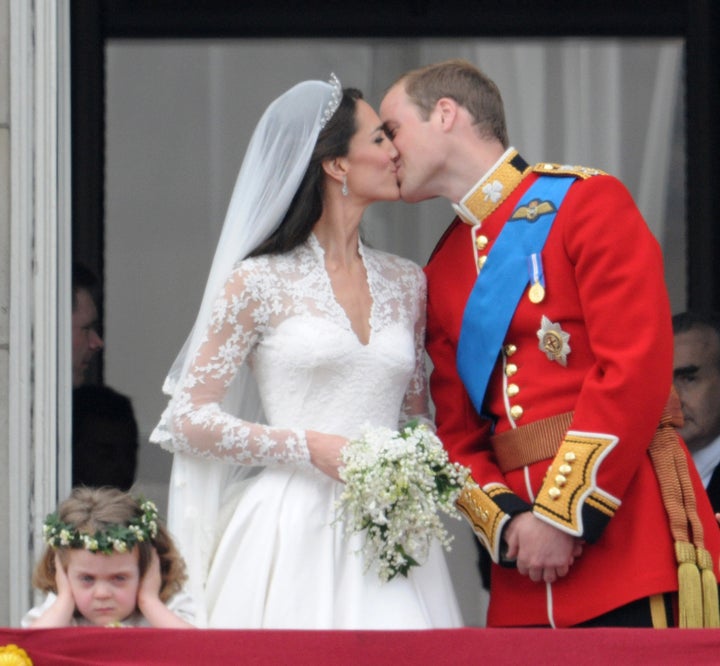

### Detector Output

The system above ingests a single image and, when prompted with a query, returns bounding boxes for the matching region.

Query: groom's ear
[435,97,459,131]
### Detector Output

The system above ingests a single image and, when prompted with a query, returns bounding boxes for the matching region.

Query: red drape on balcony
[1,627,720,665]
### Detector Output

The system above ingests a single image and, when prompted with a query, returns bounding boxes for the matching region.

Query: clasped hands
[504,512,584,584]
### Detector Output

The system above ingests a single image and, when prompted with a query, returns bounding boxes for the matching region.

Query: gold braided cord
[649,594,669,629]
[648,397,719,628]
[669,433,719,625]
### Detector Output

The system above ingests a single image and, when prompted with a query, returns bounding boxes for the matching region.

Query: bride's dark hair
[248,87,363,257]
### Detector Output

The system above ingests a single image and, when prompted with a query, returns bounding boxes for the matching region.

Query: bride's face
[343,100,400,203]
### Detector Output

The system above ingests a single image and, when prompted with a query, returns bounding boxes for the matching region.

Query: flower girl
[23,487,194,627]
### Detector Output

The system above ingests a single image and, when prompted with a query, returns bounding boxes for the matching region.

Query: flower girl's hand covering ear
[53,552,73,600]
[139,548,163,600]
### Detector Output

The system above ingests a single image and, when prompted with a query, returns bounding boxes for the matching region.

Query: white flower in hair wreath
[43,498,159,554]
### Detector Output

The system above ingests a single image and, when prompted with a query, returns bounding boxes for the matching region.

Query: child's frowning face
[65,546,140,625]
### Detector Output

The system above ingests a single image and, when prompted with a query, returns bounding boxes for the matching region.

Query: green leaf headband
[42,498,159,555]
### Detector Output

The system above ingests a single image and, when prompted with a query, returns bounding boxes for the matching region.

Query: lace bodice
[155,234,429,467]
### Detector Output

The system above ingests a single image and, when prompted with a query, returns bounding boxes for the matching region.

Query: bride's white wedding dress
[158,233,462,629]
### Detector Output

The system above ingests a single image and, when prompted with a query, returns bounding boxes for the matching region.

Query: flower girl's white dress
[157,234,462,629]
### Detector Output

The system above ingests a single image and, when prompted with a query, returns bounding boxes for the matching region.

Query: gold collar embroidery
[452,148,531,226]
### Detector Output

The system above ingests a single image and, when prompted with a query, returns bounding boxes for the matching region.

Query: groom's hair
[397,59,508,148]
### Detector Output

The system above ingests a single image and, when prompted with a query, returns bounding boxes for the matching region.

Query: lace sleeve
[399,264,433,428]
[164,264,310,466]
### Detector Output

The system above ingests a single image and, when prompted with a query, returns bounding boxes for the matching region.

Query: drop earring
[341,175,349,197]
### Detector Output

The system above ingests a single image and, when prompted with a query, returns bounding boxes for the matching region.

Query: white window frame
[9,0,71,625]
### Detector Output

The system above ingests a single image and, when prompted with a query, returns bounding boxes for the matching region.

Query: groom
[380,59,720,628]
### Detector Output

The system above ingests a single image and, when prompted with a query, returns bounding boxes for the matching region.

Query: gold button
[477,255,487,269]
[558,464,572,475]
[555,474,567,487]
[510,405,524,420]
[481,511,490,523]
[505,363,518,377]
[548,487,561,499]
[506,383,520,397]
[475,234,489,250]
[504,344,517,357]
[564,452,576,463]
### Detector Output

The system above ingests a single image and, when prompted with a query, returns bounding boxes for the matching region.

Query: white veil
[149,76,342,625]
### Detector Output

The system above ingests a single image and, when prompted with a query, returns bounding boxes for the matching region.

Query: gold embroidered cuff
[533,431,620,537]
[456,483,512,563]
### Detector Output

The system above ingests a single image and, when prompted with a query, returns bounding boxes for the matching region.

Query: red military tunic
[425,148,720,627]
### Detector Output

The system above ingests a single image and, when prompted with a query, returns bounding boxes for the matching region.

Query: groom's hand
[504,512,583,584]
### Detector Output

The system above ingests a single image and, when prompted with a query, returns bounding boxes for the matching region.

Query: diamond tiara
[320,72,342,128]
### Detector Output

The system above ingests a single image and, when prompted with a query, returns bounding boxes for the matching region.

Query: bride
[151,75,462,629]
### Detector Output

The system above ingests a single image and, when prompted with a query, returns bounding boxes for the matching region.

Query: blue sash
[456,175,575,414]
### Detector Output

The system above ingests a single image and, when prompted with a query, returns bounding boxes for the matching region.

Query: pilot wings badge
[511,199,556,222]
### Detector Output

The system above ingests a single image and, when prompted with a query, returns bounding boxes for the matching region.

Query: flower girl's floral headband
[42,498,159,555]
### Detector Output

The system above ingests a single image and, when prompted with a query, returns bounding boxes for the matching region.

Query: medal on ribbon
[527,253,545,303]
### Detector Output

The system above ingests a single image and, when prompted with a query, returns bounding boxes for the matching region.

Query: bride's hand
[306,431,348,482]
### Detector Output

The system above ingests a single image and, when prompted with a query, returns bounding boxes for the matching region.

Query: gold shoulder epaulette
[532,162,607,180]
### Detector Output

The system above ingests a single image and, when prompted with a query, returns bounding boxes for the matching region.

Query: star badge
[537,315,571,366]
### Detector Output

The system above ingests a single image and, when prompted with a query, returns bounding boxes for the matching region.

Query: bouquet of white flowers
[336,421,471,582]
